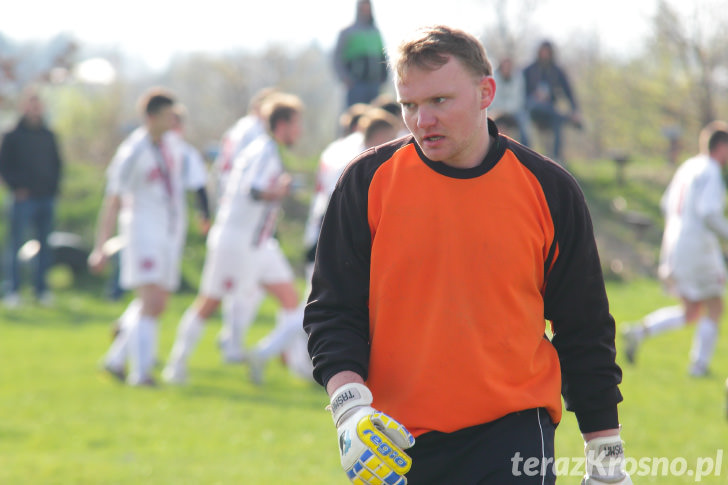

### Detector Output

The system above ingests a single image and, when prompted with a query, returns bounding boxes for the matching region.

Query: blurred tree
[650,0,728,128]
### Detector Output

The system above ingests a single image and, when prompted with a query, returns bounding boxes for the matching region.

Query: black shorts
[405,408,556,485]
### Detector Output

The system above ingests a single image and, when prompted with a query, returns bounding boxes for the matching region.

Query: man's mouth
[423,135,444,142]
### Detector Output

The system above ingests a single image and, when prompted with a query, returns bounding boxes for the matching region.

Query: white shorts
[200,237,294,299]
[120,238,182,292]
[661,270,726,301]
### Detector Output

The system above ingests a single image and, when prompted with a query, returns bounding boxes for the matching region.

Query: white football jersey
[659,154,726,280]
[210,133,284,249]
[106,127,187,248]
[303,131,365,247]
[181,140,208,190]
[213,115,266,193]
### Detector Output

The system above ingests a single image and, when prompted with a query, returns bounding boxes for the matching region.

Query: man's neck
[149,130,163,144]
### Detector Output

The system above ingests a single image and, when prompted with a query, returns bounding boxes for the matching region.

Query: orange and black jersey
[304,120,623,437]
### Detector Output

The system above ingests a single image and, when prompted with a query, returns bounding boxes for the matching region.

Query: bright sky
[2,0,669,69]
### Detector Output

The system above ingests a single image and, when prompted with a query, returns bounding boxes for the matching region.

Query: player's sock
[254,304,305,361]
[219,291,261,360]
[138,315,157,377]
[126,315,143,384]
[104,299,141,370]
[689,316,719,374]
[127,314,158,385]
[282,325,315,381]
[167,307,204,369]
[643,305,685,337]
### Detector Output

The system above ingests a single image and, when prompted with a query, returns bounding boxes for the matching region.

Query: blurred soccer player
[623,122,728,377]
[305,26,629,484]
[288,106,399,381]
[89,88,186,386]
[162,93,304,385]
[212,87,277,363]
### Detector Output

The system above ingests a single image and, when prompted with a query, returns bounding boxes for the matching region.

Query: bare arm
[251,173,292,201]
[583,428,620,441]
[326,370,365,397]
[88,194,121,273]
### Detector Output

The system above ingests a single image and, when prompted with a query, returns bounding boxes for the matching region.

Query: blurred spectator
[0,86,63,307]
[334,0,388,107]
[524,40,582,161]
[490,56,530,145]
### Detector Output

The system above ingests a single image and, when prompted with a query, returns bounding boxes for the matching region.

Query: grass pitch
[1,157,727,484]
[1,277,727,484]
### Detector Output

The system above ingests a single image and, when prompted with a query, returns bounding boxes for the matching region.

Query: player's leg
[621,304,688,363]
[126,283,168,386]
[249,281,304,384]
[162,295,221,384]
[218,287,265,363]
[256,281,301,357]
[280,261,316,381]
[281,325,315,381]
[163,240,235,383]
[103,297,142,380]
[247,240,301,384]
[689,296,722,377]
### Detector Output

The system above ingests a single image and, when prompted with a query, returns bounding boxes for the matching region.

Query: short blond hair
[392,25,492,81]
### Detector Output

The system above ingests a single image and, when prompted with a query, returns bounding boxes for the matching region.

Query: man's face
[357,1,372,22]
[22,95,44,125]
[279,112,303,147]
[396,56,494,168]
[714,142,728,166]
[148,105,175,137]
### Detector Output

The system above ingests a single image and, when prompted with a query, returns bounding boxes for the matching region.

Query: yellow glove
[330,383,415,485]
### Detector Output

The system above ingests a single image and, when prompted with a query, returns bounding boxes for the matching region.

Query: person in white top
[490,56,530,145]
[211,87,278,363]
[162,93,304,385]
[89,88,185,386]
[623,121,728,376]
[286,106,399,381]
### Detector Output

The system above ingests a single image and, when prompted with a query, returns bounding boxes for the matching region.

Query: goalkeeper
[304,25,630,484]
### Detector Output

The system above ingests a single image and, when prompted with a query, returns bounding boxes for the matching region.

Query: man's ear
[480,76,496,110]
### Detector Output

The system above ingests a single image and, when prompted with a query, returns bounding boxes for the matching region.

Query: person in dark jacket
[333,0,388,108]
[524,40,582,162]
[0,87,63,307]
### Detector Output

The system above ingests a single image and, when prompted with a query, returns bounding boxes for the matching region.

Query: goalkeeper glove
[330,383,415,485]
[582,435,633,484]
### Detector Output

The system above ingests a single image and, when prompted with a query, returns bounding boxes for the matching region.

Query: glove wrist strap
[329,382,373,427]
[585,435,627,482]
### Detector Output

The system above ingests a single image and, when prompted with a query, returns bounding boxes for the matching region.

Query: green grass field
[1,277,727,484]
[2,157,728,484]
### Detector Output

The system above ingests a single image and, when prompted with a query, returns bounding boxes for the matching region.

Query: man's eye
[434,97,446,104]
[401,103,415,111]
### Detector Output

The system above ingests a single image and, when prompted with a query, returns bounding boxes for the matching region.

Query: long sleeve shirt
[305,120,622,437]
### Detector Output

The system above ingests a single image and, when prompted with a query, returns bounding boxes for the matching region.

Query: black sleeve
[50,131,63,196]
[0,132,18,189]
[543,170,622,433]
[194,187,211,221]
[523,64,536,99]
[556,66,578,112]
[303,157,376,388]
